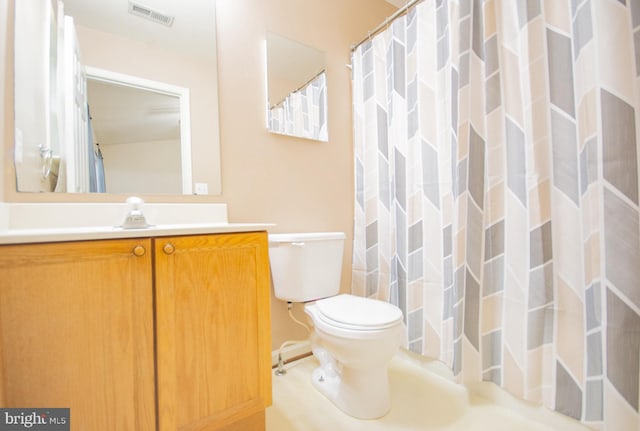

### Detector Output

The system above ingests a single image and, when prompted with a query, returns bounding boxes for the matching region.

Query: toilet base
[311,364,391,419]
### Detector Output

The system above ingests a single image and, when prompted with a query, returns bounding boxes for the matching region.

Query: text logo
[0,409,69,431]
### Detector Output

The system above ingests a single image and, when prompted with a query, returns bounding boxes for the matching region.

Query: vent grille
[128,2,174,27]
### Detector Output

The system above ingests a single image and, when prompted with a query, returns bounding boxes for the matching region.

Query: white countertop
[0,223,274,245]
[0,201,274,244]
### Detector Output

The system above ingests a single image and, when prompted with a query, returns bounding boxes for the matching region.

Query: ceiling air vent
[128,1,174,27]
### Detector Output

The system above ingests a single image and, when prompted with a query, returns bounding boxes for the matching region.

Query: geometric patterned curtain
[351,1,640,429]
[268,71,328,141]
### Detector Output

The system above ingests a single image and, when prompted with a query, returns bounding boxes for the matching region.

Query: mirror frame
[85,66,192,195]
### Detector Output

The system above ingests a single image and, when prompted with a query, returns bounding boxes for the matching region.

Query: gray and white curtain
[269,71,328,141]
[351,0,640,429]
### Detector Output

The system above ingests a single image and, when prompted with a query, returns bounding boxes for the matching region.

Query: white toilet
[268,232,405,419]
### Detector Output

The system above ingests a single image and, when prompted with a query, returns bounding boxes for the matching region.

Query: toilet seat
[314,294,403,331]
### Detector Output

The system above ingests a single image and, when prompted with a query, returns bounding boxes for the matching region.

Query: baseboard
[271,340,312,367]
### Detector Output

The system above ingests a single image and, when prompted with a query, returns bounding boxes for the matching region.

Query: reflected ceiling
[62,0,215,61]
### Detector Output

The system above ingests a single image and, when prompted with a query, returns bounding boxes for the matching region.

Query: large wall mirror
[13,0,220,195]
[266,32,328,142]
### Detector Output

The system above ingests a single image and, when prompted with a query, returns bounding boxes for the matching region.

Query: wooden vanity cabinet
[0,231,272,431]
[0,238,156,430]
[155,232,272,431]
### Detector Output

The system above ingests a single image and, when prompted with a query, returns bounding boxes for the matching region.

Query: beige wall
[0,0,396,350]
[100,139,182,195]
[215,0,395,350]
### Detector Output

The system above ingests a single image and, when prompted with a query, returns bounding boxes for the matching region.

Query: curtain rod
[270,69,326,108]
[351,0,424,51]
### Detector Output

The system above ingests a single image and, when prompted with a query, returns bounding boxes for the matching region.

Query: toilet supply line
[275,302,311,376]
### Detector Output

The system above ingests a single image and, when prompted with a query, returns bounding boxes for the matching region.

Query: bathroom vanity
[0,213,272,431]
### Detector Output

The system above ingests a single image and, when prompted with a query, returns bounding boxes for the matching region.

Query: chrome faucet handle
[121,196,152,229]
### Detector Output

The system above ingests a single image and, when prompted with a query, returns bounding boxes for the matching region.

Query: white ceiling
[62,0,215,61]
[87,80,180,146]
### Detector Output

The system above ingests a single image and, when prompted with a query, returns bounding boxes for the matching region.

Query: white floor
[266,350,591,431]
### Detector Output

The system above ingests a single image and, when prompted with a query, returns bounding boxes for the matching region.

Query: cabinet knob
[163,243,175,255]
[133,245,146,257]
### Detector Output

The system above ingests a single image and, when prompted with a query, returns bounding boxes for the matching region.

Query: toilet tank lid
[269,232,346,243]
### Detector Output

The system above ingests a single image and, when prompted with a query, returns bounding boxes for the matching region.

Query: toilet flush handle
[291,242,305,247]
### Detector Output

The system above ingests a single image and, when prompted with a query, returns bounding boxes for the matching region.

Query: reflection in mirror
[13,0,60,193]
[86,67,191,195]
[12,0,219,195]
[266,32,328,142]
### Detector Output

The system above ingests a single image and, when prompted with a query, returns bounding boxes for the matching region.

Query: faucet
[121,196,151,229]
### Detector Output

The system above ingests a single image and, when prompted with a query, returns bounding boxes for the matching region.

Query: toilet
[268,232,405,419]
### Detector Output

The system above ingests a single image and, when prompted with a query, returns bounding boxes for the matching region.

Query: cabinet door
[155,232,272,431]
[0,239,156,431]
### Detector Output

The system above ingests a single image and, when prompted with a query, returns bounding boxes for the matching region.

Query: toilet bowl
[268,232,406,419]
[304,294,405,419]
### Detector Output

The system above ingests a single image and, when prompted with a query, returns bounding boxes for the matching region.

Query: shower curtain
[351,0,640,429]
[269,71,328,141]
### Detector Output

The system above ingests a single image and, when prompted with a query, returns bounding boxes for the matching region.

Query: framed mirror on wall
[12,0,220,195]
[266,32,328,142]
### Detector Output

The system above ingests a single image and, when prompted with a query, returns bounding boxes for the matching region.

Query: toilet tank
[268,232,346,302]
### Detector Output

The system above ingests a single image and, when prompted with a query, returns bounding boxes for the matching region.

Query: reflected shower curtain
[351,0,640,429]
[269,72,328,141]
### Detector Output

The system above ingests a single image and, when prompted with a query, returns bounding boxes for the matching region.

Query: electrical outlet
[194,183,208,195]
